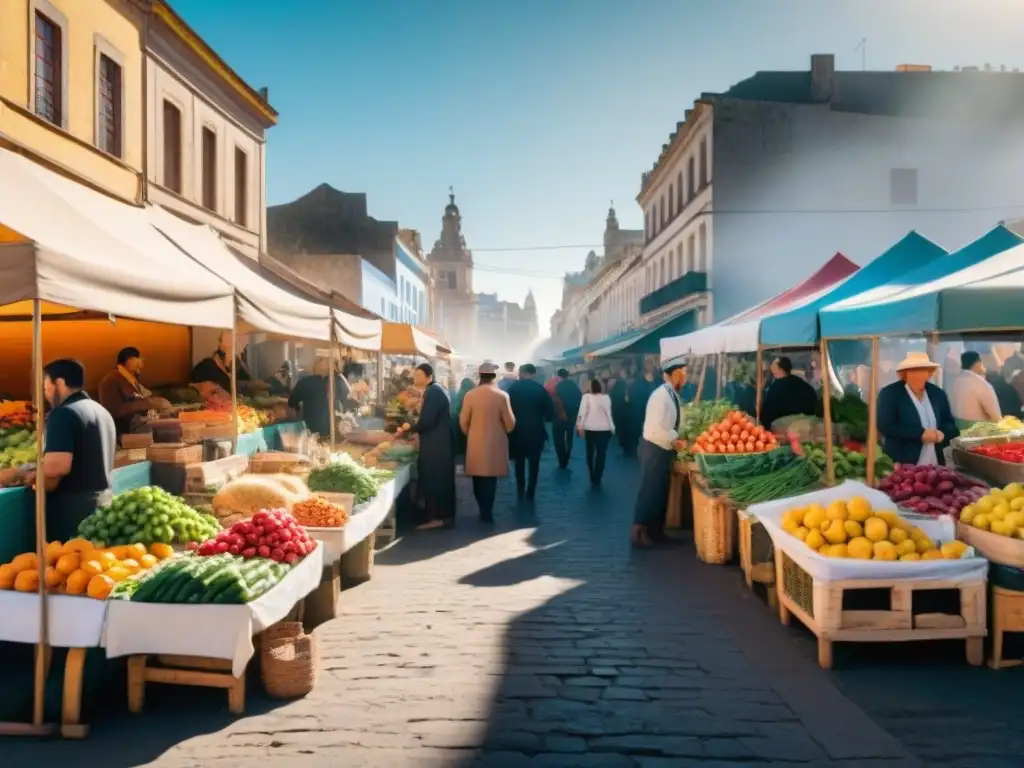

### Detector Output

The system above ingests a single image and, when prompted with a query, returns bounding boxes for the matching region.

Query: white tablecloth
[749,480,989,583]
[103,546,323,676]
[0,592,107,648]
[309,464,411,562]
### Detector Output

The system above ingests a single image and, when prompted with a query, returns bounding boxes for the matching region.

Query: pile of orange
[691,410,778,455]
[0,539,176,599]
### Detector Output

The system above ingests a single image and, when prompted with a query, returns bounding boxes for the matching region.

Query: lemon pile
[780,496,967,561]
[959,483,1024,538]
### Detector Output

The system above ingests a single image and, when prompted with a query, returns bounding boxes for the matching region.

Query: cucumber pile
[113,553,291,604]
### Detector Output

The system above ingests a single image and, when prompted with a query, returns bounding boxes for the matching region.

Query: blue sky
[174,0,1024,331]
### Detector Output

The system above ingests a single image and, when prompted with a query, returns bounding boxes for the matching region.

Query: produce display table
[752,481,988,669]
[234,421,305,457]
[104,546,324,678]
[311,465,411,585]
[990,585,1024,670]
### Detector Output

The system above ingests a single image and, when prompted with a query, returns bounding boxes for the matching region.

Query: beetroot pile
[189,508,318,564]
[877,464,988,517]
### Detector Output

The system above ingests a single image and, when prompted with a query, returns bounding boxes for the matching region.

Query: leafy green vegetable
[308,455,391,503]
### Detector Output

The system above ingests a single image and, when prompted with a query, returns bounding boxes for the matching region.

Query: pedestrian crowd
[407,358,689,547]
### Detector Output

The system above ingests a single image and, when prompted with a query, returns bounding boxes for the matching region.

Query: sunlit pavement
[8,443,1024,767]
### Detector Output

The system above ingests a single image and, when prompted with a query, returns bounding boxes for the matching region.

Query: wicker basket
[689,473,736,564]
[260,621,318,699]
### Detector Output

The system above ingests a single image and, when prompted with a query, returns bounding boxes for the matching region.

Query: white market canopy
[0,148,236,328]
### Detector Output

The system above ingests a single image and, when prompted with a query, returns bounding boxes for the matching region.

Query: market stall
[0,146,244,736]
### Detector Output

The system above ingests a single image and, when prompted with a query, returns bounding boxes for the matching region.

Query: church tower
[604,202,620,261]
[524,289,539,340]
[427,188,478,354]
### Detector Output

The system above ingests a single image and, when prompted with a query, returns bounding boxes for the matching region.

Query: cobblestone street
[8,444,1024,767]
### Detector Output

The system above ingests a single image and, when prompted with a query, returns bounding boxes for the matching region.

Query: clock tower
[427,188,478,354]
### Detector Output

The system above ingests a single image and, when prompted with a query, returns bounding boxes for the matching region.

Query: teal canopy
[585,310,699,359]
[758,231,948,348]
[819,225,1024,338]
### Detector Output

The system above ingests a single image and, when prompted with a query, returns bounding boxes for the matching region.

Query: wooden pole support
[820,338,836,485]
[866,336,880,486]
[755,346,765,424]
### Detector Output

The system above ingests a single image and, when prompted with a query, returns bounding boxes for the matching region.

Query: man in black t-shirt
[36,359,116,542]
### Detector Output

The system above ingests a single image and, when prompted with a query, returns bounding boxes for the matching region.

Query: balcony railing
[639,270,707,316]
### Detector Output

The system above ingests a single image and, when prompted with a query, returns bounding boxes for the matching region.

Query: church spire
[606,200,619,230]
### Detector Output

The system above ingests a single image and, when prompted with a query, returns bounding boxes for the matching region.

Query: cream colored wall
[146,45,265,259]
[0,0,143,202]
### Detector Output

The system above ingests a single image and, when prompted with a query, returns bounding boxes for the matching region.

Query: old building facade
[144,0,277,260]
[0,0,147,203]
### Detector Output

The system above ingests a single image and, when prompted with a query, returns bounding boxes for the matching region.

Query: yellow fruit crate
[774,548,987,669]
[737,508,776,606]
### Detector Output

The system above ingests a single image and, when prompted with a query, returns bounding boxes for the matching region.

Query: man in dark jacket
[877,352,958,465]
[760,356,818,428]
[550,368,582,469]
[508,364,555,500]
[409,363,456,529]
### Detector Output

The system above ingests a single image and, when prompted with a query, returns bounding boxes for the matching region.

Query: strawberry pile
[189,508,317,564]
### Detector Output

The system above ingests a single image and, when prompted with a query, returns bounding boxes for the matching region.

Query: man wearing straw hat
[877,351,958,466]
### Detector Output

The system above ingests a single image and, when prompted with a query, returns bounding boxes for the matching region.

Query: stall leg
[966,637,984,667]
[774,550,791,626]
[60,648,88,739]
[817,638,834,670]
[341,532,377,587]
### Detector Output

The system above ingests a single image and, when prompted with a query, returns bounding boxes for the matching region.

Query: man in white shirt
[631,362,687,548]
[951,351,1001,424]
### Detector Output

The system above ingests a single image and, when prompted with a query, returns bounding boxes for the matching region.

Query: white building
[638,54,1024,327]
[362,235,430,324]
[144,1,277,260]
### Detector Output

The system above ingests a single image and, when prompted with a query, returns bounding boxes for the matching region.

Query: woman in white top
[577,379,615,485]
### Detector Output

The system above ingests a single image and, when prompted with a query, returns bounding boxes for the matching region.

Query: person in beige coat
[951,351,1001,424]
[459,363,516,522]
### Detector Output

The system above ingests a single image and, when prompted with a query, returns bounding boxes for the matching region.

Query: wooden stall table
[737,508,776,606]
[989,585,1024,669]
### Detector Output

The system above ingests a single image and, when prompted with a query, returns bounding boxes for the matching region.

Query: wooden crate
[958,522,1024,568]
[201,423,235,441]
[121,432,153,449]
[689,470,735,564]
[990,585,1024,669]
[665,462,693,530]
[341,531,376,587]
[737,508,776,607]
[248,452,309,474]
[114,448,148,468]
[185,454,249,493]
[773,549,987,669]
[146,442,203,465]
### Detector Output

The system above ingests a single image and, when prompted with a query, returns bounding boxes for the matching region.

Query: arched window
[687,157,696,199]
[699,139,708,187]
[668,184,675,218]
[676,244,683,276]
[688,234,696,272]
[677,171,683,210]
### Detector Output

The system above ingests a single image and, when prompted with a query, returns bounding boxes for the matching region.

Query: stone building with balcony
[637,53,1024,332]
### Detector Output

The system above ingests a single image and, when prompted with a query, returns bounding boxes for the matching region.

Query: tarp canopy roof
[149,205,336,342]
[660,252,859,361]
[0,148,235,328]
[819,225,1023,338]
[587,308,699,360]
[381,323,452,357]
[758,231,948,348]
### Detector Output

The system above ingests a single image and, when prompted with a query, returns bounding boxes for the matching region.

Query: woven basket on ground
[260,621,318,699]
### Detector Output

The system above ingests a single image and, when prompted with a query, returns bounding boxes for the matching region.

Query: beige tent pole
[694,356,707,403]
[328,321,337,452]
[820,338,836,485]
[715,352,724,399]
[866,337,880,486]
[230,304,238,455]
[31,298,49,727]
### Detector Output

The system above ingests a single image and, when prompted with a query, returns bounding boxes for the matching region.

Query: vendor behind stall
[288,358,350,439]
[97,347,172,439]
[877,352,958,466]
[190,332,269,394]
[760,356,818,429]
[267,362,293,396]
[32,359,116,542]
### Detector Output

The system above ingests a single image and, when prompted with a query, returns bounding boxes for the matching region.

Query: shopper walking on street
[631,363,687,548]
[498,361,517,392]
[625,364,658,457]
[609,373,629,454]
[549,368,582,469]
[577,379,615,485]
[459,363,516,522]
[507,364,555,501]
[409,363,456,530]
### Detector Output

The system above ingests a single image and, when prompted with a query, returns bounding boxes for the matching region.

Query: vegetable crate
[990,585,1024,670]
[774,549,986,669]
[689,470,735,565]
[737,509,776,606]
[952,436,1024,487]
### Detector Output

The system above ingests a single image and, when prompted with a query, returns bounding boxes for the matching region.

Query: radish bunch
[190,508,317,564]
[878,464,988,517]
